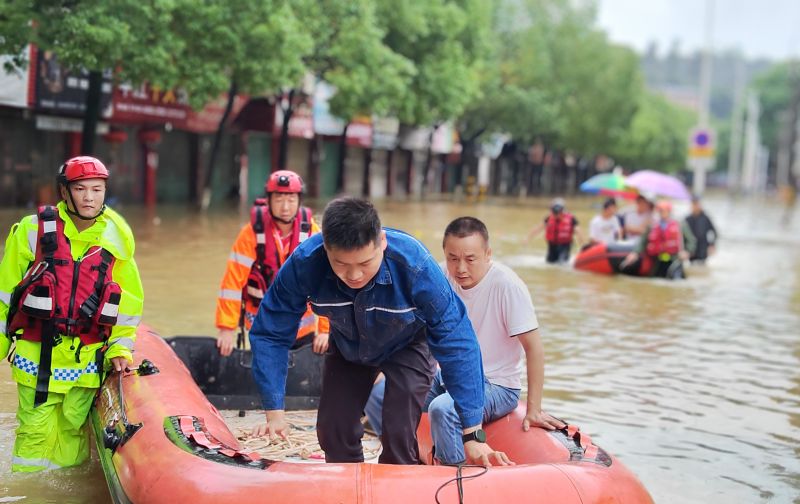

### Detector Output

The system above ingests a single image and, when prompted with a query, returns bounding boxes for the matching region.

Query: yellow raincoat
[0,201,143,471]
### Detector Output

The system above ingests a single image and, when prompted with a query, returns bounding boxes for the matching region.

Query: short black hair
[603,197,617,209]
[443,217,489,248]
[322,197,381,250]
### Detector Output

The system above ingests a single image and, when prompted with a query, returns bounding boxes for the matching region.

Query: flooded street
[1,194,798,503]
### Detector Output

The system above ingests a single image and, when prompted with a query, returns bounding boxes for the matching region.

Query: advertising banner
[32,47,112,117]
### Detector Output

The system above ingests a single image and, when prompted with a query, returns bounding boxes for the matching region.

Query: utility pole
[693,0,714,195]
[741,91,761,193]
[785,66,800,191]
[727,55,745,195]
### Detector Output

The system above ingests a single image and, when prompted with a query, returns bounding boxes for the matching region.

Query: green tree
[295,0,415,191]
[166,0,312,206]
[751,61,800,158]
[377,0,491,126]
[611,92,696,173]
[503,0,642,155]
[375,0,493,191]
[0,0,186,154]
[0,0,310,191]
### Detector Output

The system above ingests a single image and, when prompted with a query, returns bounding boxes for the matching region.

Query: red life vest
[244,200,312,305]
[545,212,575,245]
[7,206,121,346]
[646,220,681,257]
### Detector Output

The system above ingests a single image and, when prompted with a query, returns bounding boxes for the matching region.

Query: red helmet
[266,170,304,194]
[58,156,109,184]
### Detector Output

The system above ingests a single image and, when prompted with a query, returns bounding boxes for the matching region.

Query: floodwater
[0,194,798,503]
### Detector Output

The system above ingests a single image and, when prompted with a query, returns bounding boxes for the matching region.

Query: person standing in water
[0,156,143,472]
[215,170,329,356]
[526,198,585,263]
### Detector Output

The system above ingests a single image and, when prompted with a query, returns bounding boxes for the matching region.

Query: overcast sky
[596,0,800,60]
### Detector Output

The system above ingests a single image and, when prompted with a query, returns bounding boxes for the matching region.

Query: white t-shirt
[589,214,621,243]
[622,208,658,236]
[443,262,538,389]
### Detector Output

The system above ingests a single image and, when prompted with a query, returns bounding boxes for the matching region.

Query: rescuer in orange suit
[215,170,328,356]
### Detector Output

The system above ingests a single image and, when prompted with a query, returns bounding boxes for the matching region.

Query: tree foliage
[1,0,177,86]
[611,92,695,173]
[375,0,493,126]
[457,0,642,153]
[456,0,696,174]
[297,0,415,121]
[0,0,310,107]
[167,0,311,108]
[0,0,714,178]
[751,61,800,155]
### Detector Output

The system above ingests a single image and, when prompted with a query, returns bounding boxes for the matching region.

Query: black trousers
[316,332,435,464]
[653,258,685,279]
[546,242,571,263]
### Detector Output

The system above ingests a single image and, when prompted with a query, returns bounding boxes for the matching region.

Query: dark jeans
[316,331,435,465]
[546,242,572,263]
[653,258,685,279]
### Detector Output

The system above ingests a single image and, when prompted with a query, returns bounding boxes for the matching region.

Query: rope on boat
[220,410,382,461]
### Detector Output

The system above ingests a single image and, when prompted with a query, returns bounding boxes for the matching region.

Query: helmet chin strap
[64,184,106,221]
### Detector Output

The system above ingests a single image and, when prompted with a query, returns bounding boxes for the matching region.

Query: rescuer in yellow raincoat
[0,156,143,472]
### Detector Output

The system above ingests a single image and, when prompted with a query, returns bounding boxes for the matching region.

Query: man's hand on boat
[464,440,514,467]
[463,426,515,467]
[620,252,639,269]
[217,328,236,356]
[522,409,566,432]
[252,410,290,442]
[312,332,330,354]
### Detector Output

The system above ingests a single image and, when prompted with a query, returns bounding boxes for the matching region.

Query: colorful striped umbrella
[579,173,637,199]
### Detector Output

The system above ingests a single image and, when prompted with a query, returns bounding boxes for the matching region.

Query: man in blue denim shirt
[249,197,511,466]
[365,217,564,464]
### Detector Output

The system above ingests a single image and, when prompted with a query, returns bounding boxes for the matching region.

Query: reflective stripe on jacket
[215,207,328,337]
[0,202,143,393]
[7,206,119,346]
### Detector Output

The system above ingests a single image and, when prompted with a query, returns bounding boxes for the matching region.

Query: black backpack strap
[300,207,311,234]
[33,206,60,407]
[38,206,59,259]
[252,204,266,267]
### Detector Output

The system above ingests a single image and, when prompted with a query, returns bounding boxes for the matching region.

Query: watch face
[475,429,487,443]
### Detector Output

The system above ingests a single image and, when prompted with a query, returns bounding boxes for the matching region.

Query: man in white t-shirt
[364,217,564,465]
[621,192,656,238]
[589,197,622,244]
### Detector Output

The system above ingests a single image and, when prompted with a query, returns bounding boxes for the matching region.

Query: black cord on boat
[434,464,489,504]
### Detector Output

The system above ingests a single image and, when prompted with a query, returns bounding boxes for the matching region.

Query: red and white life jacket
[7,206,121,346]
[645,220,681,257]
[545,212,575,245]
[244,200,312,305]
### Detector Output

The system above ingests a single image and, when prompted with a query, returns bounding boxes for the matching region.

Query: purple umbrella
[625,170,691,200]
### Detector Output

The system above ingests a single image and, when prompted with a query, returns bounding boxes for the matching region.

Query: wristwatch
[462,429,487,444]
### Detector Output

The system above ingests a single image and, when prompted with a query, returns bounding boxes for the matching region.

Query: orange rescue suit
[215,207,328,340]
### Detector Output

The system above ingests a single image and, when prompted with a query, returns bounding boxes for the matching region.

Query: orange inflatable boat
[574,241,648,276]
[91,326,654,504]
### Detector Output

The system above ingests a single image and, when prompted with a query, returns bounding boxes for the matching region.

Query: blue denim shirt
[249,228,485,428]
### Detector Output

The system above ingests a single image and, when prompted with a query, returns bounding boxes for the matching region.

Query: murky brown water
[1,194,798,503]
